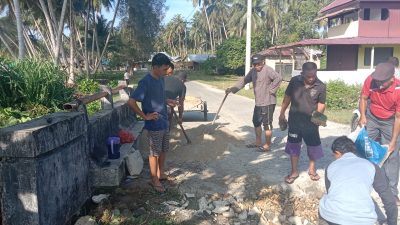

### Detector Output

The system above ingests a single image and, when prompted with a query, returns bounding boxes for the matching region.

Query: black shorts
[252,105,275,130]
[287,114,321,146]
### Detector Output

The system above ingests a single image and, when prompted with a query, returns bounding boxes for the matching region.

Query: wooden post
[371,46,375,69]
[99,85,113,110]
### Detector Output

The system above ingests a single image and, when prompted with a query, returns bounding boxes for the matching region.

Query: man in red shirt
[359,62,400,204]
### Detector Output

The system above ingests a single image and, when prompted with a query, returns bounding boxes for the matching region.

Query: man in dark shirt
[226,54,282,151]
[128,53,176,193]
[165,71,187,125]
[279,62,326,184]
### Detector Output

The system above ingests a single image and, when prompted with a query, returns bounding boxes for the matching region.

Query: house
[268,0,400,84]
[258,47,323,81]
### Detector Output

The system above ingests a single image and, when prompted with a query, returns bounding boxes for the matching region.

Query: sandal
[308,171,320,181]
[284,174,299,184]
[256,146,270,152]
[246,144,260,148]
[159,175,174,181]
[148,181,165,193]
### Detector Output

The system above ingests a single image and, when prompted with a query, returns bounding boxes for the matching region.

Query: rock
[222,209,235,218]
[303,219,309,225]
[164,201,180,206]
[238,211,248,220]
[91,194,110,204]
[212,206,230,214]
[74,216,97,225]
[272,216,280,224]
[185,193,195,198]
[279,183,290,192]
[121,209,132,218]
[181,201,189,209]
[279,214,287,222]
[234,222,241,225]
[112,209,120,218]
[132,207,146,217]
[288,216,302,225]
[198,197,208,211]
[263,211,274,221]
[213,200,229,208]
[248,207,261,216]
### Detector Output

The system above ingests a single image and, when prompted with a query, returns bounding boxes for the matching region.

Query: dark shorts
[252,105,275,130]
[147,129,169,156]
[284,114,323,160]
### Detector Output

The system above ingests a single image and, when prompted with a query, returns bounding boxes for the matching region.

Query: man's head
[176,71,188,82]
[152,53,171,77]
[372,62,395,90]
[301,62,318,85]
[166,63,175,76]
[387,57,399,68]
[251,54,265,72]
[331,136,357,159]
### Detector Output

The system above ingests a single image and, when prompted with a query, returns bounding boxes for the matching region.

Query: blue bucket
[107,137,121,159]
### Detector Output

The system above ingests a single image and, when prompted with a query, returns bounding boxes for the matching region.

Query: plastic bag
[118,130,135,144]
[354,127,389,166]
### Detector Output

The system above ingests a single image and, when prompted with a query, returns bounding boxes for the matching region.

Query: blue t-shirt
[130,74,168,131]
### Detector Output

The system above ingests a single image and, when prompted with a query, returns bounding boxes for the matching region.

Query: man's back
[165,76,186,100]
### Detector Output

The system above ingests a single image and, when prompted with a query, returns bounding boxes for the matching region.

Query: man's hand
[388,141,397,153]
[278,116,288,131]
[311,111,327,127]
[358,115,367,127]
[225,87,232,95]
[144,112,159,121]
[177,117,183,125]
[167,99,178,107]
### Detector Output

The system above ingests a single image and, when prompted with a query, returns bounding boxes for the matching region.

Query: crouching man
[319,136,397,225]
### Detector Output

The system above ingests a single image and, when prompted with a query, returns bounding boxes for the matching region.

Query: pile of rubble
[161,184,322,225]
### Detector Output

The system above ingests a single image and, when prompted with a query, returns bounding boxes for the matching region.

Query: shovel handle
[211,92,229,125]
[171,108,191,144]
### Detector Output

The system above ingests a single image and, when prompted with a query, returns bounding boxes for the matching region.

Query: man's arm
[389,112,400,152]
[279,95,291,121]
[127,98,158,121]
[359,95,368,126]
[226,70,253,94]
[317,103,326,114]
[372,164,398,225]
[269,70,282,94]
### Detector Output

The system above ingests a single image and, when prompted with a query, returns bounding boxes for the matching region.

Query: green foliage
[0,58,74,128]
[77,78,100,94]
[215,34,269,74]
[108,80,119,88]
[326,80,361,110]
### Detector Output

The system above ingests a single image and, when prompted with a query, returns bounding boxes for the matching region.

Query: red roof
[270,37,400,49]
[258,48,305,57]
[320,0,354,14]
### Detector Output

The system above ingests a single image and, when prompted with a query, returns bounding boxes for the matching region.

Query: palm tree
[228,0,265,37]
[12,0,25,59]
[192,0,215,53]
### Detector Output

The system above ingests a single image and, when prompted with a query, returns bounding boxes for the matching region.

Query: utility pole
[244,0,252,90]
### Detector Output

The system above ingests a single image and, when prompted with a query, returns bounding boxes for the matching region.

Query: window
[364,47,393,66]
[343,12,358,24]
[361,8,389,21]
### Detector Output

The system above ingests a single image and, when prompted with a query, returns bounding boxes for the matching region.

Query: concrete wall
[328,21,359,38]
[0,101,137,225]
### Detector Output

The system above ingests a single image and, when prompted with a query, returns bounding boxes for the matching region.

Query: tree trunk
[93,0,121,74]
[13,0,25,59]
[203,6,214,53]
[68,0,75,85]
[38,0,56,50]
[54,0,68,65]
[0,33,17,58]
[84,2,90,78]
[222,21,228,39]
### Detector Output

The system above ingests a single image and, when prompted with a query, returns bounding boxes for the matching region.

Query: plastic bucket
[107,137,121,159]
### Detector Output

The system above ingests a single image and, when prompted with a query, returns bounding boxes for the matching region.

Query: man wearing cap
[165,71,188,126]
[359,62,400,204]
[226,54,282,152]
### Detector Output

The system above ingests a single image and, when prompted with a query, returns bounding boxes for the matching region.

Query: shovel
[171,108,191,144]
[205,92,229,134]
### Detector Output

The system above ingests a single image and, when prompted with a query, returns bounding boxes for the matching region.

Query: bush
[76,78,101,115]
[0,58,74,128]
[326,80,360,110]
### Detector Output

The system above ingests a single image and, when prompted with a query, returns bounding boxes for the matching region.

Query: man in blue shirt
[128,53,176,193]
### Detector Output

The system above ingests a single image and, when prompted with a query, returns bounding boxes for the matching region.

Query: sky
[163,0,197,24]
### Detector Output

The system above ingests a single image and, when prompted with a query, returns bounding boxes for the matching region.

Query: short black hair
[152,53,171,67]
[387,57,399,67]
[331,136,357,154]
[302,62,317,72]
[169,62,175,70]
